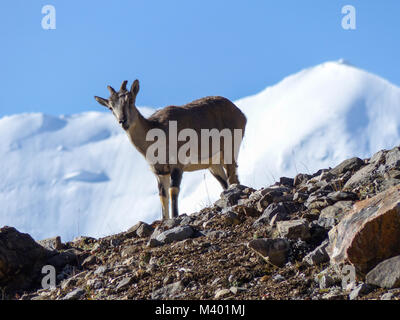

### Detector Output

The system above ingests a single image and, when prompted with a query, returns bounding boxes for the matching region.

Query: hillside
[2,144,400,300]
[1,60,400,242]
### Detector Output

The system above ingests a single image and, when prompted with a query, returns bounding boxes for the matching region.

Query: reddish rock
[327,186,400,276]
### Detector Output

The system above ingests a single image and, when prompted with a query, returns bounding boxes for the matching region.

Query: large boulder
[0,226,52,292]
[327,186,400,276]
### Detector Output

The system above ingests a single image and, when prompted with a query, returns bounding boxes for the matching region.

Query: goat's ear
[94,96,109,108]
[130,79,140,96]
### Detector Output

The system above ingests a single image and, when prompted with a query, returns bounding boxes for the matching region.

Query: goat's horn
[120,80,128,91]
[107,85,116,95]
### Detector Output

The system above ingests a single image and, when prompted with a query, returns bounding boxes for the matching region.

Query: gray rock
[155,226,195,245]
[46,249,79,269]
[214,288,232,299]
[303,240,329,265]
[370,150,386,165]
[147,238,163,248]
[318,201,353,229]
[205,230,228,240]
[180,215,194,226]
[366,255,400,289]
[330,157,364,176]
[381,292,394,300]
[385,146,400,169]
[253,202,289,227]
[62,288,86,300]
[37,236,63,251]
[293,173,311,187]
[136,222,154,238]
[0,226,53,292]
[293,192,308,203]
[116,276,134,291]
[162,218,182,229]
[247,238,290,267]
[94,265,108,275]
[319,275,336,289]
[349,283,374,300]
[327,191,357,202]
[81,254,97,268]
[214,184,248,209]
[279,177,294,187]
[344,162,379,190]
[151,281,184,299]
[276,219,311,240]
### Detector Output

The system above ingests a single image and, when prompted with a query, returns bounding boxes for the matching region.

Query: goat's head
[94,80,140,130]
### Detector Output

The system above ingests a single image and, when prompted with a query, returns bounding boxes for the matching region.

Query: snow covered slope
[1,61,400,241]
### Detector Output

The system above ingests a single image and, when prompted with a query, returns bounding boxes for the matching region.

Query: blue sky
[0,0,399,117]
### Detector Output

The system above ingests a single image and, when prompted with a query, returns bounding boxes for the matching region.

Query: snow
[1,61,400,241]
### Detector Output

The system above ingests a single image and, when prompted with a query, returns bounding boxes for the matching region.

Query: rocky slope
[2,145,400,300]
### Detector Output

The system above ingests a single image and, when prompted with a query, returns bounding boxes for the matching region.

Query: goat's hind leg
[209,164,228,190]
[224,162,240,186]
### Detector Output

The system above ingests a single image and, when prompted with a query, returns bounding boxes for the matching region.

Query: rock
[151,281,184,299]
[272,274,285,283]
[155,226,195,245]
[247,238,290,267]
[116,276,134,291]
[318,201,353,229]
[0,226,52,292]
[293,173,311,187]
[349,283,374,300]
[205,230,228,240]
[279,177,294,187]
[321,289,347,300]
[37,236,63,251]
[385,146,400,169]
[293,192,308,203]
[46,249,79,269]
[303,240,329,265]
[369,150,386,165]
[327,186,400,276]
[161,218,182,229]
[318,275,336,289]
[381,292,394,300]
[343,162,379,190]
[315,268,340,289]
[81,255,98,268]
[327,191,358,202]
[253,202,289,227]
[214,184,249,209]
[214,288,232,299]
[229,286,246,295]
[330,157,364,176]
[147,238,163,248]
[256,187,292,211]
[222,211,241,226]
[136,222,154,238]
[62,288,86,300]
[365,255,400,289]
[94,265,108,275]
[276,219,311,241]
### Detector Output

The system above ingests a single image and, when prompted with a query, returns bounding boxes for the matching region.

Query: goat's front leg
[156,174,170,220]
[169,168,183,218]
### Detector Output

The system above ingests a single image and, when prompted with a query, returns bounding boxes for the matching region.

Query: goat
[95,80,246,219]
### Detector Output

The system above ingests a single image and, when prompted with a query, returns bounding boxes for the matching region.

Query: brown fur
[95,81,247,219]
